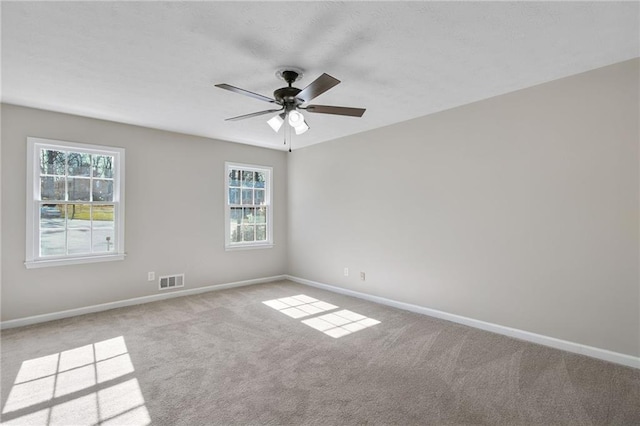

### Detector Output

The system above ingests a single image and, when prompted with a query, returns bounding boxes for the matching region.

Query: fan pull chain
[283,120,292,152]
[283,121,289,149]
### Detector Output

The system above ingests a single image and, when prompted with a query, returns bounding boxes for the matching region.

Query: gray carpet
[1,280,639,425]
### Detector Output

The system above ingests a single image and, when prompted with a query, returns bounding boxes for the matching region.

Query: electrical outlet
[360,272,366,281]
[344,267,349,277]
[148,271,155,281]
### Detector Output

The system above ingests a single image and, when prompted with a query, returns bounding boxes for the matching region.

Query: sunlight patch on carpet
[263,294,337,318]
[1,336,151,425]
[263,295,380,338]
[302,310,381,338]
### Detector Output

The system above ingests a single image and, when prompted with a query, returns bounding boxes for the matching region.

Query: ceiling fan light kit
[287,110,309,135]
[215,68,366,150]
[267,113,285,132]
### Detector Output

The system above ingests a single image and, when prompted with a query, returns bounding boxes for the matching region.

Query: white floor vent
[159,274,185,290]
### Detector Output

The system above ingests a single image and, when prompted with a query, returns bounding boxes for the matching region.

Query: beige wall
[288,59,640,357]
[1,105,288,321]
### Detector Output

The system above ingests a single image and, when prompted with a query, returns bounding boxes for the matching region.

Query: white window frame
[25,137,126,268]
[225,162,273,250]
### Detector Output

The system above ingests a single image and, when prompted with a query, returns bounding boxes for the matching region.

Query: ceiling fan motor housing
[274,87,302,109]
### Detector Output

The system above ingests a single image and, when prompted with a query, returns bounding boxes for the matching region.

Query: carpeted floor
[1,280,639,425]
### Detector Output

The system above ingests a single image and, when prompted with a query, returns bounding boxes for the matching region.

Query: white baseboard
[285,275,640,370]
[0,275,286,330]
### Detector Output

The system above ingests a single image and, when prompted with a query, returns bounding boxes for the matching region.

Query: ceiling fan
[215,69,366,138]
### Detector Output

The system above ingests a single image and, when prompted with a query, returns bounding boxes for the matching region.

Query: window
[26,137,125,268]
[225,162,272,250]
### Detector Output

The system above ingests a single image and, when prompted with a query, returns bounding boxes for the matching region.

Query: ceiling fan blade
[305,105,366,117]
[296,73,341,103]
[225,108,283,121]
[215,83,277,104]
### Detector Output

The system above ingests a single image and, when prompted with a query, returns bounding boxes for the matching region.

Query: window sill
[225,243,274,252]
[25,253,126,269]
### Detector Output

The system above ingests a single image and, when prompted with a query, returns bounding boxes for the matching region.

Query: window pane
[254,189,265,205]
[67,153,91,177]
[255,207,266,224]
[241,189,253,204]
[93,228,114,253]
[242,225,255,242]
[41,176,65,201]
[230,207,242,223]
[230,227,241,243]
[68,229,91,254]
[40,205,66,256]
[92,205,115,252]
[40,204,64,219]
[229,170,241,187]
[66,204,90,254]
[254,172,266,188]
[256,225,267,241]
[92,205,114,222]
[243,207,255,224]
[228,188,240,204]
[92,155,114,178]
[67,178,90,201]
[67,204,90,225]
[40,150,66,175]
[230,208,242,243]
[92,179,113,202]
[241,171,254,188]
[91,228,115,253]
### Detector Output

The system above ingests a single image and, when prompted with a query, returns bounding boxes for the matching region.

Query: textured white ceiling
[2,2,638,150]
